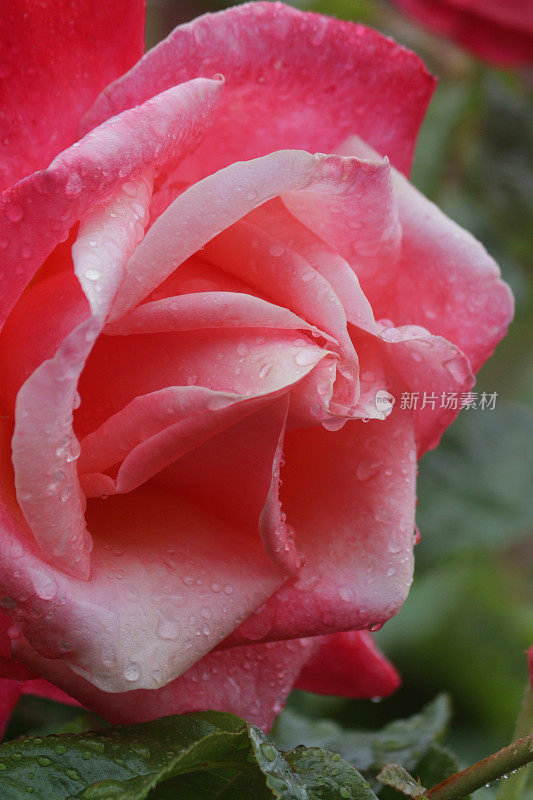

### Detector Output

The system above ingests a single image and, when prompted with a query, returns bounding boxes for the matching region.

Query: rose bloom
[0,1,512,732]
[391,0,533,67]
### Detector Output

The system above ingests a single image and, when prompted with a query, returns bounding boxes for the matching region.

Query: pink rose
[0,1,512,732]
[391,0,533,67]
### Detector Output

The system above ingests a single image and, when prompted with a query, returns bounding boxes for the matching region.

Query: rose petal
[230,407,417,645]
[11,176,152,579]
[281,155,401,304]
[0,0,145,190]
[201,216,358,408]
[84,2,435,176]
[13,634,320,731]
[393,0,533,67]
[0,471,285,695]
[105,291,326,338]
[247,199,377,333]
[0,77,223,332]
[78,326,329,439]
[336,136,514,372]
[154,398,299,574]
[0,610,78,738]
[0,681,22,739]
[295,631,400,698]
[110,151,390,320]
[376,324,475,453]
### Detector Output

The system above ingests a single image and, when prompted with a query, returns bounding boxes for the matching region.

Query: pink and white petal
[201,217,357,407]
[337,135,514,373]
[0,272,89,415]
[146,255,265,300]
[0,0,145,191]
[110,150,396,326]
[0,77,223,332]
[78,386,260,477]
[229,408,417,644]
[258,398,301,574]
[84,2,435,177]
[0,476,285,694]
[13,635,320,732]
[105,291,325,338]
[281,155,401,305]
[247,200,377,333]
[113,396,287,500]
[155,398,300,574]
[77,326,328,438]
[379,324,475,453]
[295,631,400,699]
[11,177,152,579]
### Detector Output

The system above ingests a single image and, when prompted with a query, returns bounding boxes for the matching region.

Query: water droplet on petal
[123,662,141,682]
[356,459,382,482]
[294,348,320,367]
[5,203,23,222]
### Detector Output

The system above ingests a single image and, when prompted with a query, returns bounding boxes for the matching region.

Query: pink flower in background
[0,1,513,732]
[391,0,533,67]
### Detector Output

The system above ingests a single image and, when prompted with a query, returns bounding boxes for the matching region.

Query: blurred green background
[8,0,533,794]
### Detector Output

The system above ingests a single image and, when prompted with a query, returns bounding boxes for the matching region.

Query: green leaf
[286,748,378,800]
[272,695,451,778]
[414,745,461,791]
[0,710,379,800]
[376,764,426,797]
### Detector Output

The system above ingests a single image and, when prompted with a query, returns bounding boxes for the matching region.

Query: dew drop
[5,203,23,222]
[356,459,382,482]
[260,743,277,762]
[294,348,319,367]
[123,662,141,682]
[84,268,100,281]
[380,326,403,343]
[157,620,179,640]
[443,356,467,383]
[259,363,272,378]
[64,174,82,197]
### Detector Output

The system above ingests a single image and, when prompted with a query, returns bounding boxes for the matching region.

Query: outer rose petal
[230,407,417,645]
[13,634,320,732]
[0,613,78,738]
[0,77,223,332]
[295,631,400,699]
[0,0,145,190]
[83,2,435,177]
[375,325,475,453]
[0,681,22,739]
[392,0,533,67]
[337,136,514,373]
[0,475,285,694]
[11,177,152,578]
